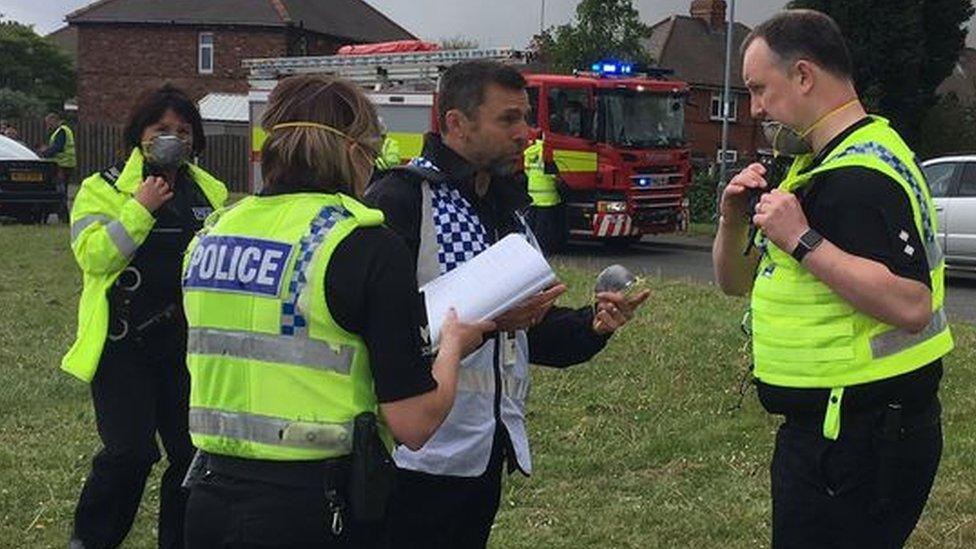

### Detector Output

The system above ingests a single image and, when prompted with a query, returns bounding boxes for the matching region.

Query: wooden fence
[198,135,249,193]
[8,117,249,193]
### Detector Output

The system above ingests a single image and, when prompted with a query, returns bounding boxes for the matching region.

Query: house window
[717,149,738,164]
[710,92,737,122]
[199,32,214,74]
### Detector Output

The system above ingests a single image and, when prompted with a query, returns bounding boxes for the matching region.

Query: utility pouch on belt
[349,412,395,523]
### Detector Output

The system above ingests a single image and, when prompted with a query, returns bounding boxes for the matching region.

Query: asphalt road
[554,237,976,325]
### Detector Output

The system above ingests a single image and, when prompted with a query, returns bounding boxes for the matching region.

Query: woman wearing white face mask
[64,84,227,549]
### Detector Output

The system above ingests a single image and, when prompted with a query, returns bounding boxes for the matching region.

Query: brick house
[66,0,415,124]
[643,0,761,166]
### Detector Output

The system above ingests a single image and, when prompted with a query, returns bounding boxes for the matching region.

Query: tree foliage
[918,93,976,158]
[0,88,46,119]
[530,0,652,73]
[0,18,75,118]
[788,0,974,145]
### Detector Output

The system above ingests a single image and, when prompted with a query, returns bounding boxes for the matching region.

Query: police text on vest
[183,236,293,297]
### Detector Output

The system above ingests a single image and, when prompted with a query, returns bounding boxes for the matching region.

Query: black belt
[783,397,941,438]
[202,452,351,489]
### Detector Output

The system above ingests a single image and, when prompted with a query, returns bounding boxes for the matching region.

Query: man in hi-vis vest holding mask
[713,10,952,549]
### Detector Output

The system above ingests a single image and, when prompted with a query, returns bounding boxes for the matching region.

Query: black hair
[437,61,527,129]
[123,84,206,155]
[743,10,853,79]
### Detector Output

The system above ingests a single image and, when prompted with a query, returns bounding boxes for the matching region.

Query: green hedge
[688,168,720,224]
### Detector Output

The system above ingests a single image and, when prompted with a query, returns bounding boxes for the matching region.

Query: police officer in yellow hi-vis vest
[374,118,402,172]
[63,85,227,549]
[376,135,401,171]
[714,11,952,548]
[523,135,566,254]
[181,74,493,548]
[38,111,77,221]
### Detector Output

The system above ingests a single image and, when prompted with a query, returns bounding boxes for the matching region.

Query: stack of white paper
[421,234,556,346]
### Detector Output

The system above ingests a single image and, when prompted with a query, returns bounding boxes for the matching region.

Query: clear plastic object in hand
[594,264,642,294]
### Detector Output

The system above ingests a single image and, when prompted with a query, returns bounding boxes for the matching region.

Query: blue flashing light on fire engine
[590,61,633,76]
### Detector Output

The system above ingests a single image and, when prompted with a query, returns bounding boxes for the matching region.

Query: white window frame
[199,32,214,75]
[717,149,738,164]
[710,92,737,122]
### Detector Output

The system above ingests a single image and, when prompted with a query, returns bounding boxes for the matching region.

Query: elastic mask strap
[799,99,860,140]
[772,125,784,159]
[271,121,355,141]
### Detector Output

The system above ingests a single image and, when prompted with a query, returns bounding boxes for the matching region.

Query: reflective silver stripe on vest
[870,309,948,359]
[106,220,139,258]
[417,182,445,286]
[919,228,945,272]
[70,214,113,243]
[514,211,542,250]
[188,327,354,374]
[189,408,353,452]
[926,240,945,273]
[457,367,529,400]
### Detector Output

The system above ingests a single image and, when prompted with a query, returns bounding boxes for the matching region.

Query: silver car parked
[921,156,976,271]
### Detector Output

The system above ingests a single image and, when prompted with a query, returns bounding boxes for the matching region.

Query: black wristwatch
[791,228,824,263]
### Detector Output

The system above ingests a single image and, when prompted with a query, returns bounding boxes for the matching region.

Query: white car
[0,134,62,223]
[0,134,40,160]
[920,156,976,271]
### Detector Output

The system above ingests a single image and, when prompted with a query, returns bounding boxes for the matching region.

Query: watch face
[800,230,822,249]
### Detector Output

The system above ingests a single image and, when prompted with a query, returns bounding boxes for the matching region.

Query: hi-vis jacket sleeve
[69,175,156,276]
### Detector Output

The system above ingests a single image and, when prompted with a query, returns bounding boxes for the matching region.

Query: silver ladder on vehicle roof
[244,47,527,87]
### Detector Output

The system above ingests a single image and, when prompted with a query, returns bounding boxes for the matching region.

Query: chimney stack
[690,0,727,29]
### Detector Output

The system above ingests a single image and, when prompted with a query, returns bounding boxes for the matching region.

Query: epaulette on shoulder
[388,164,448,184]
[99,160,127,189]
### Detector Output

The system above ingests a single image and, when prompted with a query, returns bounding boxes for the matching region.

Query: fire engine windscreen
[598,90,685,148]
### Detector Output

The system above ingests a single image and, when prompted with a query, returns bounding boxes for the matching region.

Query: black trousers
[771,398,942,549]
[184,457,386,548]
[55,167,74,221]
[526,204,567,255]
[389,439,505,549]
[71,332,193,549]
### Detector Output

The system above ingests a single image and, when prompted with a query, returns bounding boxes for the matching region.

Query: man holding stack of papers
[367,60,648,549]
